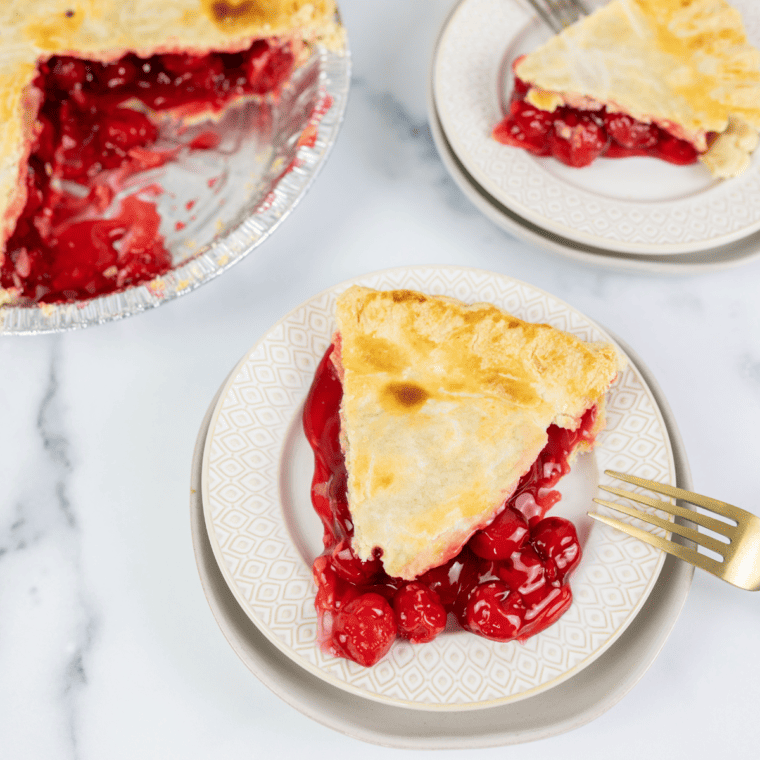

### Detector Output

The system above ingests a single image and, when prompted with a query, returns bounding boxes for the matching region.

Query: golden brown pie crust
[333,285,625,580]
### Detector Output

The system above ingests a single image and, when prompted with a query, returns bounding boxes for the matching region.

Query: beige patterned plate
[433,0,760,256]
[201,266,674,710]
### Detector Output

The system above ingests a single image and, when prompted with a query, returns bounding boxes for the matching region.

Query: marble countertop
[2,2,760,757]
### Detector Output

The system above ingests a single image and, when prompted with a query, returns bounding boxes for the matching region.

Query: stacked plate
[430,0,760,273]
[191,266,694,748]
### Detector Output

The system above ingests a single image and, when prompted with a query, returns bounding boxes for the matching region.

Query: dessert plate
[201,265,675,710]
[433,0,760,257]
[190,331,694,747]
[0,35,350,335]
[428,95,760,273]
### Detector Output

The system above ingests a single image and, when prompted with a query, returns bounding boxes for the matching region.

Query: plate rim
[200,264,675,711]
[432,0,760,256]
[189,325,694,748]
[427,86,760,273]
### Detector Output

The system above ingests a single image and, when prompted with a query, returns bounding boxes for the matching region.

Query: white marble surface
[2,2,760,757]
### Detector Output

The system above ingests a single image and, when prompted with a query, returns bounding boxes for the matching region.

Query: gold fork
[588,470,760,591]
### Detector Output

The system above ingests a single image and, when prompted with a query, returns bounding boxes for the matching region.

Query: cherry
[549,111,609,167]
[50,57,91,90]
[312,555,359,613]
[161,53,213,75]
[492,100,554,155]
[100,108,158,159]
[463,581,525,641]
[329,538,384,586]
[655,135,699,165]
[418,546,482,619]
[331,593,397,667]
[246,40,295,94]
[604,112,659,149]
[469,505,529,561]
[531,516,581,583]
[512,73,531,97]
[497,545,558,604]
[393,582,447,643]
[97,59,138,89]
[519,584,573,641]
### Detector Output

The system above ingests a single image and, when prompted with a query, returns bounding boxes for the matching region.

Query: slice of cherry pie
[303,286,625,666]
[493,0,760,176]
[0,0,342,306]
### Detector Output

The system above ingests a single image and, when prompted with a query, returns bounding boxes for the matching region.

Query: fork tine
[555,0,588,26]
[525,0,587,33]
[598,484,737,537]
[592,497,730,557]
[526,0,564,33]
[605,470,745,523]
[587,512,726,577]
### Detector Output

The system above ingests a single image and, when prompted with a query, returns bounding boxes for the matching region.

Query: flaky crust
[0,0,342,256]
[514,0,760,173]
[335,285,625,580]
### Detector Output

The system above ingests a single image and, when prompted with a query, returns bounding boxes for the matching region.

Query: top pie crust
[0,0,342,260]
[333,285,625,580]
[514,0,760,174]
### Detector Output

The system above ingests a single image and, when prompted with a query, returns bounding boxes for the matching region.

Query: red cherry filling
[464,582,525,641]
[304,345,592,666]
[1,39,295,305]
[492,72,701,168]
[532,516,582,582]
[469,505,529,561]
[393,582,447,643]
[331,593,397,668]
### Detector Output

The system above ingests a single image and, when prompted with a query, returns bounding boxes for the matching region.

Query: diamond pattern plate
[202,266,675,709]
[434,0,760,254]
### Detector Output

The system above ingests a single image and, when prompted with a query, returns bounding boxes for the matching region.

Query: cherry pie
[493,0,760,176]
[0,0,341,306]
[303,286,625,666]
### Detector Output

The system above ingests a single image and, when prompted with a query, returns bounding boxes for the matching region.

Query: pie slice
[493,0,760,176]
[0,0,342,306]
[303,285,625,666]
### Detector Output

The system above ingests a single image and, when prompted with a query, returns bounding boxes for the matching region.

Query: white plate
[201,266,674,710]
[428,94,760,273]
[433,0,760,256]
[190,326,694,747]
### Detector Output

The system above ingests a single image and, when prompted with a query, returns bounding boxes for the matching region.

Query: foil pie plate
[1,36,350,335]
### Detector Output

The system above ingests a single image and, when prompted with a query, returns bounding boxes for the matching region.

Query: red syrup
[303,344,594,667]
[1,39,295,304]
[492,63,703,168]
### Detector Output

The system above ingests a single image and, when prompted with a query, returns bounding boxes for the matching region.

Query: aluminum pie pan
[0,38,350,335]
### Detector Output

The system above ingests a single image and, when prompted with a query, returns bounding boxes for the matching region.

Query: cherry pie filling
[493,64,709,168]
[303,345,594,667]
[1,39,295,304]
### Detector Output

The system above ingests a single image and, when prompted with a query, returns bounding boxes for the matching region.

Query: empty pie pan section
[432,0,760,256]
[200,266,680,711]
[190,327,694,747]
[0,31,350,335]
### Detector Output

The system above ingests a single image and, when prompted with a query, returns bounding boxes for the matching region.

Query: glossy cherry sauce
[1,40,294,304]
[492,62,703,168]
[303,345,592,667]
